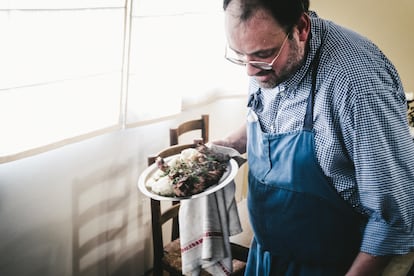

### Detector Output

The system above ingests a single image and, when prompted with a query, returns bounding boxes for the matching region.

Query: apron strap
[303,47,322,131]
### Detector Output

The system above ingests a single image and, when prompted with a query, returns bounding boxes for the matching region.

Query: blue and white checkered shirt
[248,12,414,256]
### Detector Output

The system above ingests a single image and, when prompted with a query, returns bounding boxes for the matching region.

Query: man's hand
[212,123,247,154]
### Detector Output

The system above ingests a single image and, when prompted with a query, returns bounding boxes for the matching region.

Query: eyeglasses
[225,33,289,70]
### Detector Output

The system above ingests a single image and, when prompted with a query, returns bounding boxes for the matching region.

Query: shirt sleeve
[350,89,414,255]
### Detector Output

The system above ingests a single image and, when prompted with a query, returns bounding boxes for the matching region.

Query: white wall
[0,98,247,276]
[310,0,414,93]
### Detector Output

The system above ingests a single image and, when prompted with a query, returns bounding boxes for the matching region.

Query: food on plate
[146,144,230,197]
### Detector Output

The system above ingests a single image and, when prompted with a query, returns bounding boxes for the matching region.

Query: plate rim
[137,155,239,201]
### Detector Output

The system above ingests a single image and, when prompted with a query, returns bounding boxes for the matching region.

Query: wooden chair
[169,114,209,146]
[148,143,247,276]
[169,114,249,262]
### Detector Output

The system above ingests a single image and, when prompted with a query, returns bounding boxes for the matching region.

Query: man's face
[224,4,306,88]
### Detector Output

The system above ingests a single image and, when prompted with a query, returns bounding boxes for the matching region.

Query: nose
[246,63,262,76]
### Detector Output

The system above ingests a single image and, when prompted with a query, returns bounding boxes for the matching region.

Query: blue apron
[245,53,364,275]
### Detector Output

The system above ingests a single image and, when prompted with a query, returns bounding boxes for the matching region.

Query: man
[216,0,414,275]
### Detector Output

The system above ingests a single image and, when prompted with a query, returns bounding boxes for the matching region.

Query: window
[126,0,247,125]
[0,1,125,160]
[0,0,246,162]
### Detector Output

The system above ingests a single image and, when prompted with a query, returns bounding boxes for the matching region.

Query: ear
[296,13,311,42]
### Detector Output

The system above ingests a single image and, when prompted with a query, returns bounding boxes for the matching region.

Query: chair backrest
[147,143,197,275]
[170,114,209,146]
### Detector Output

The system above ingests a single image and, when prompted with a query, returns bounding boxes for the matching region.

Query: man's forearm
[346,252,391,276]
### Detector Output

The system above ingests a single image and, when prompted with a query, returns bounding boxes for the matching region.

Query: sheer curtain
[126,0,247,126]
[0,0,246,162]
[0,1,125,161]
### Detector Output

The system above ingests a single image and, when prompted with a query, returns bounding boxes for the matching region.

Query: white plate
[138,155,239,201]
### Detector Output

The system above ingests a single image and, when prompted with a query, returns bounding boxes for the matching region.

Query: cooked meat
[155,144,230,197]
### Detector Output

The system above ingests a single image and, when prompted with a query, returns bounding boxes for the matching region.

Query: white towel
[179,180,242,275]
[179,145,245,275]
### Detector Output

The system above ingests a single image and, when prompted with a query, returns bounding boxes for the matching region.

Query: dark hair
[223,0,309,31]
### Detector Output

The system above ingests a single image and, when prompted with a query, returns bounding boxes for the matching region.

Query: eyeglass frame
[224,33,290,70]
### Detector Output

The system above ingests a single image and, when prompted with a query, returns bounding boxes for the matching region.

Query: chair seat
[162,239,183,273]
[162,239,246,275]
